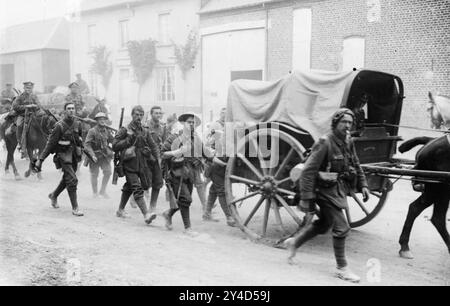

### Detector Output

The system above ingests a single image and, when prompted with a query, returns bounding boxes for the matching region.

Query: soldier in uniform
[145,106,167,217]
[112,105,160,224]
[12,82,41,154]
[35,101,85,217]
[1,83,15,100]
[65,82,86,117]
[84,112,114,198]
[161,112,220,235]
[75,73,90,95]
[285,108,370,283]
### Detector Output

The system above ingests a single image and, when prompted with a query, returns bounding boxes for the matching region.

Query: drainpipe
[264,3,269,81]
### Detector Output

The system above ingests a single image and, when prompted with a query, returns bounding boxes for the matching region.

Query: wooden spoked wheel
[225,128,306,241]
[345,177,392,228]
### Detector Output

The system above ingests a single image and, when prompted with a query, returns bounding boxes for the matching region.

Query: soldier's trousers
[52,161,79,209]
[167,176,193,229]
[205,163,232,218]
[89,158,112,194]
[15,116,24,147]
[292,199,350,268]
[122,171,145,201]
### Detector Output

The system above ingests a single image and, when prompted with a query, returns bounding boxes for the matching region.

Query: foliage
[89,45,113,90]
[173,30,199,79]
[127,39,158,86]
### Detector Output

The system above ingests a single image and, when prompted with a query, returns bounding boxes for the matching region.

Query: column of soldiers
[34,97,233,234]
[3,79,234,232]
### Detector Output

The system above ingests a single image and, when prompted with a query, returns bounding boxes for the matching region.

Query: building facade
[199,0,450,131]
[70,0,204,123]
[0,18,71,93]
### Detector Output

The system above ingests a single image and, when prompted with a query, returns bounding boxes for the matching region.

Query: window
[158,13,170,44]
[157,67,175,102]
[292,8,312,70]
[342,37,365,71]
[87,24,96,49]
[119,20,129,48]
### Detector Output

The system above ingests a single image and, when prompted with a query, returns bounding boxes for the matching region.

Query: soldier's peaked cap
[23,82,34,86]
[68,82,79,88]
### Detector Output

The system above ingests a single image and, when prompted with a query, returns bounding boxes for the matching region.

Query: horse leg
[36,149,43,180]
[430,195,450,255]
[24,148,34,178]
[399,193,433,259]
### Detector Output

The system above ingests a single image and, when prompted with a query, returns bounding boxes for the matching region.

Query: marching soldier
[1,83,15,100]
[112,105,160,224]
[145,106,167,217]
[161,112,219,235]
[285,108,370,283]
[35,101,85,217]
[84,112,114,198]
[12,81,41,155]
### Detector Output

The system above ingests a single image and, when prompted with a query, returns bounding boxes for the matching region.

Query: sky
[0,0,82,29]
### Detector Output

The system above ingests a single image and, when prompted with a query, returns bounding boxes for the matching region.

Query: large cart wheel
[225,128,306,241]
[346,177,392,228]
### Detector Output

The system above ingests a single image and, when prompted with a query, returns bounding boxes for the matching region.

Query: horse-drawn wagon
[223,69,409,241]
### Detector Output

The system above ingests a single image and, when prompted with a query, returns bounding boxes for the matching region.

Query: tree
[127,39,157,104]
[173,30,199,80]
[90,45,113,93]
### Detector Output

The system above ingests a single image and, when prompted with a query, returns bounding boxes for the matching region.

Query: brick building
[199,0,450,131]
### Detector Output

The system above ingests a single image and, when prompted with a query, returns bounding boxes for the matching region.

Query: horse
[397,135,450,259]
[427,92,450,130]
[0,113,21,179]
[0,107,56,180]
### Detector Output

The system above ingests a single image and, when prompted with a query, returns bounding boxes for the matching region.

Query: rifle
[112,108,125,185]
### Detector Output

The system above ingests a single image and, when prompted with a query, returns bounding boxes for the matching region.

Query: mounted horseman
[12,81,41,158]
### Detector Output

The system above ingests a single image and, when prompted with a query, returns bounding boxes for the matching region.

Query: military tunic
[146,119,167,189]
[112,121,159,198]
[162,132,214,207]
[85,125,114,194]
[40,117,83,210]
[299,131,368,238]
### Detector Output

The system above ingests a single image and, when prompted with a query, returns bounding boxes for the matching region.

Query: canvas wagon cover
[226,70,355,140]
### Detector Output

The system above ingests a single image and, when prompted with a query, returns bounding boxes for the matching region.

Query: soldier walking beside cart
[286,108,370,283]
[84,112,114,198]
[161,112,218,234]
[112,106,160,224]
[35,102,85,217]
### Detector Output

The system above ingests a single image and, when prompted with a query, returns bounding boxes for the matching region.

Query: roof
[80,0,145,14]
[0,18,69,55]
[199,0,285,14]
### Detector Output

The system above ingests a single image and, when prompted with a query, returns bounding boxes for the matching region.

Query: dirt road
[0,157,449,286]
